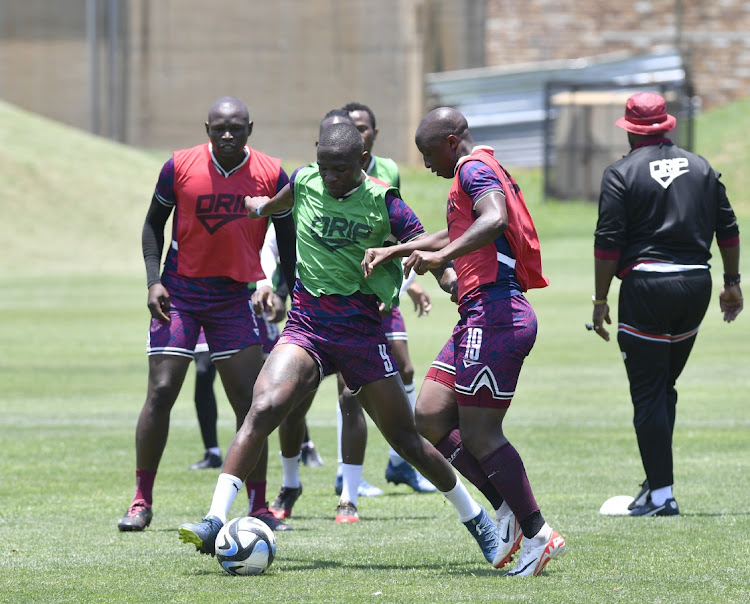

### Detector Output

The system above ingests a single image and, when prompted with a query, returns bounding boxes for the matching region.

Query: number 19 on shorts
[465,327,483,361]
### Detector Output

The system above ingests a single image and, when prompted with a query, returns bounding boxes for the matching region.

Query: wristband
[592,295,607,305]
[724,273,741,286]
[256,203,266,217]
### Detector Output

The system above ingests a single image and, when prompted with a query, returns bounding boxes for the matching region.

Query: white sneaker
[493,508,523,569]
[506,523,565,577]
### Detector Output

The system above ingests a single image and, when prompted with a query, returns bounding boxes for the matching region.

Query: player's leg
[354,375,500,564]
[128,355,191,519]
[190,347,222,469]
[119,306,198,532]
[179,343,321,554]
[417,378,512,563]
[269,389,317,519]
[336,373,383,503]
[384,332,436,493]
[455,296,564,576]
[213,343,288,528]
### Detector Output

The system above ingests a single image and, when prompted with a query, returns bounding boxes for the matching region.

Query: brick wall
[486,0,750,109]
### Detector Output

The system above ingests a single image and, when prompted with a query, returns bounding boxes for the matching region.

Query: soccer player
[117,96,295,533]
[268,109,378,522]
[340,101,436,495]
[362,107,566,576]
[269,110,431,524]
[179,122,500,566]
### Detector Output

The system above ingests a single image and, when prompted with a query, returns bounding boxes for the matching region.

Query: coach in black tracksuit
[591,92,743,517]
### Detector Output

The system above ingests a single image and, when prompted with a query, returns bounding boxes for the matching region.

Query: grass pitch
[0,99,749,602]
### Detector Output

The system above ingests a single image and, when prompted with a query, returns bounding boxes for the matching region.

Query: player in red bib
[117,97,296,533]
[363,107,565,577]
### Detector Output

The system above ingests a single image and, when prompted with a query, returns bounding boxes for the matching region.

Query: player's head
[316,122,366,199]
[205,97,252,163]
[343,102,378,153]
[317,109,354,142]
[414,107,471,179]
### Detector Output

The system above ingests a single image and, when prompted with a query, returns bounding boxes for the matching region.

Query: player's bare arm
[245,183,294,218]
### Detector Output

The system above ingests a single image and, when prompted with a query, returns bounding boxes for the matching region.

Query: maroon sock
[246,481,267,514]
[134,469,157,507]
[435,428,504,510]
[479,442,539,526]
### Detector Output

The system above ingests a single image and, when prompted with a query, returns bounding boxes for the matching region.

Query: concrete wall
[485,0,750,109]
[0,0,484,164]
[125,0,428,164]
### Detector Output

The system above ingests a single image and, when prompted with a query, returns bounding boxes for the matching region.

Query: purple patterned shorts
[425,295,537,408]
[147,286,263,362]
[277,309,399,392]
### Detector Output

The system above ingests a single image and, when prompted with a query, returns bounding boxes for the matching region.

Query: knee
[147,374,181,408]
[247,392,286,434]
[461,437,485,461]
[414,407,430,440]
[414,403,443,444]
[391,428,423,458]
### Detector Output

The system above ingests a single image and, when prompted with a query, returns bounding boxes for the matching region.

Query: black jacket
[595,139,738,277]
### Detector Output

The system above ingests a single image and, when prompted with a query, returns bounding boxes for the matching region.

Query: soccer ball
[215,516,276,576]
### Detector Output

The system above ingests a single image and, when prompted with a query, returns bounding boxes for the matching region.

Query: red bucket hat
[615,92,676,135]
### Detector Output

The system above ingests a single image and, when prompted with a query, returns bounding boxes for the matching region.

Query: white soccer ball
[215,516,276,576]
[599,495,635,516]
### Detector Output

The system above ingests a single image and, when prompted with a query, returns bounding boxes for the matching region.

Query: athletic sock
[650,485,673,506]
[388,383,417,465]
[435,428,504,510]
[526,520,552,543]
[207,447,221,458]
[495,500,512,521]
[340,463,363,507]
[281,453,301,488]
[479,442,540,536]
[133,469,157,507]
[246,481,267,515]
[440,478,482,523]
[519,510,546,539]
[336,401,344,466]
[207,473,243,523]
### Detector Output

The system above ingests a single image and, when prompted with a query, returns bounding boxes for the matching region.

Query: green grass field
[0,99,748,602]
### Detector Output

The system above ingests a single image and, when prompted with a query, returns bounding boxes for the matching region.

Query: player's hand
[251,285,276,317]
[147,283,171,322]
[406,282,431,317]
[266,293,288,323]
[719,284,743,322]
[362,247,393,278]
[591,303,611,341]
[245,195,271,219]
[403,250,443,276]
